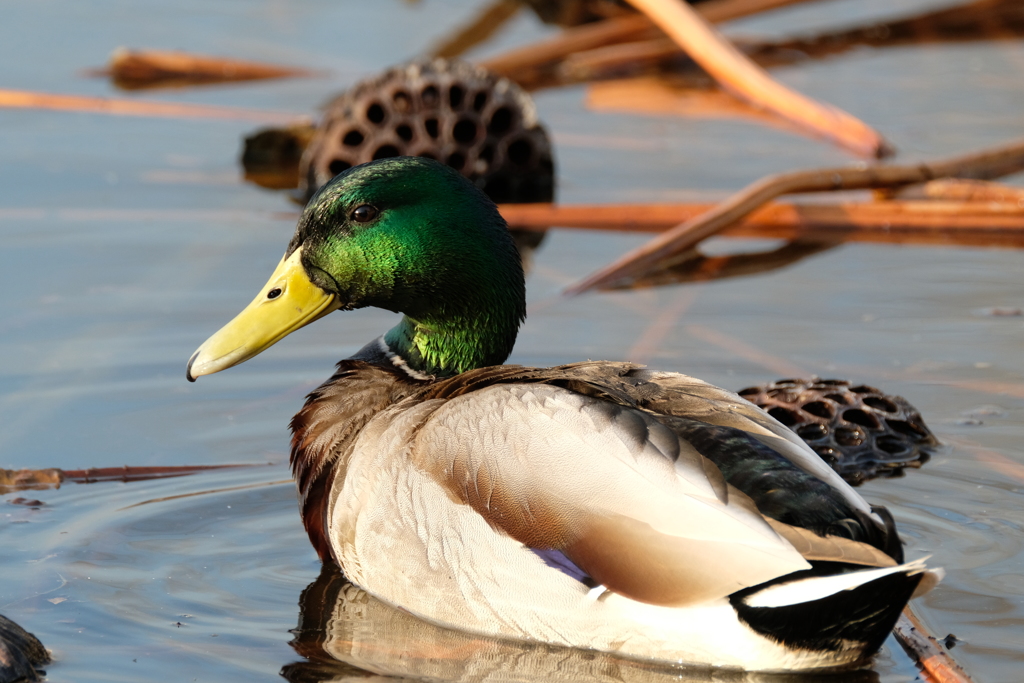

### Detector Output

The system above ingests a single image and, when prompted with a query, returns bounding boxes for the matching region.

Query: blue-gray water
[2,0,1023,681]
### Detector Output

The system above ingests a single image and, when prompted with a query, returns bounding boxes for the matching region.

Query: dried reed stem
[98,48,312,89]
[0,88,304,123]
[566,137,1024,293]
[480,0,814,79]
[622,0,888,157]
[894,606,976,683]
[696,0,818,23]
[500,198,1024,236]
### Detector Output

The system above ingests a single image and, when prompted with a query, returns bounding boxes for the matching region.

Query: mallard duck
[187,157,938,672]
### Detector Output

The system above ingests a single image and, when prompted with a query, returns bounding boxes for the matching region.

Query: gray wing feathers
[643,371,874,517]
[412,384,810,607]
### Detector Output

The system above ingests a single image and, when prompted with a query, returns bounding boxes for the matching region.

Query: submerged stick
[566,137,1024,293]
[621,0,888,157]
[0,464,268,491]
[60,464,266,484]
[0,88,304,123]
[894,606,975,683]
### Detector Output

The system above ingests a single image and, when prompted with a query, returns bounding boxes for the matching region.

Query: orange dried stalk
[621,0,889,157]
[0,88,303,123]
[101,48,312,90]
[565,137,1024,293]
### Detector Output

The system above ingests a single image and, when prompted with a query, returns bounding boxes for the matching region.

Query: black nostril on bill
[267,288,283,299]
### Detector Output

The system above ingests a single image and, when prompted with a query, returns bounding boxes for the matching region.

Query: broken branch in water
[0,88,305,123]
[566,137,1024,293]
[500,195,1024,247]
[0,464,270,492]
[894,606,976,683]
[89,48,314,90]
[621,0,889,157]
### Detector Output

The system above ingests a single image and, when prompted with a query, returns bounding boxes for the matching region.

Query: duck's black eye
[351,204,378,223]
[267,288,282,300]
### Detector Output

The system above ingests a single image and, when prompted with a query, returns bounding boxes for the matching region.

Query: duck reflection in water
[280,565,883,683]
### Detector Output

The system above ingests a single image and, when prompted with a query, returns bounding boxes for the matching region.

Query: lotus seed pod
[299,58,555,205]
[737,378,939,485]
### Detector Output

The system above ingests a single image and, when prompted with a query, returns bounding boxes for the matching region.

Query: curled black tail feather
[730,568,922,658]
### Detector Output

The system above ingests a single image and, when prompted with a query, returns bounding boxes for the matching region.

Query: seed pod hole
[395,124,414,142]
[421,85,439,107]
[835,426,865,447]
[393,90,412,113]
[886,419,928,438]
[446,151,466,171]
[366,103,386,124]
[863,396,898,413]
[768,388,799,403]
[488,107,513,135]
[424,118,439,139]
[473,91,488,112]
[843,409,881,429]
[329,159,352,175]
[802,401,834,419]
[814,446,839,467]
[876,435,910,455]
[372,144,400,160]
[797,423,829,441]
[448,85,465,109]
[767,407,798,427]
[342,130,365,147]
[453,119,478,144]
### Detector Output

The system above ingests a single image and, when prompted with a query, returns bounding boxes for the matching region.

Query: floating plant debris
[297,58,555,205]
[93,48,313,90]
[0,464,265,493]
[738,378,940,485]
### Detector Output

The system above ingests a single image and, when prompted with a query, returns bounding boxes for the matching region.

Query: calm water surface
[2,1,1023,681]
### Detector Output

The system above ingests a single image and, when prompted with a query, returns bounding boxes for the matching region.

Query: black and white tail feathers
[731,560,939,658]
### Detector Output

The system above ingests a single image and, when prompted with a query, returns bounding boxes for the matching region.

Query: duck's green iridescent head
[187,157,526,380]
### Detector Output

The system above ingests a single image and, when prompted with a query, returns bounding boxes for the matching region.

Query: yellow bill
[187,247,339,381]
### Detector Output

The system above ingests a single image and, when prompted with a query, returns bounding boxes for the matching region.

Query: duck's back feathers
[292,357,902,571]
